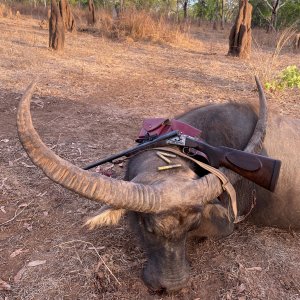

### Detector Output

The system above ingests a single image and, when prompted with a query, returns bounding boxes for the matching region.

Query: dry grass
[0,2,48,20]
[0,3,13,18]
[10,2,48,19]
[76,9,192,46]
[245,25,299,89]
[244,34,299,115]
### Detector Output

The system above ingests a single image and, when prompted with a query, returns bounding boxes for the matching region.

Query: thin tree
[114,0,124,18]
[228,0,252,59]
[49,0,65,50]
[220,0,225,29]
[213,0,219,30]
[87,0,96,25]
[120,0,124,13]
[263,0,286,32]
[197,0,203,26]
[176,0,179,23]
[183,0,188,20]
[294,33,300,51]
[213,0,226,30]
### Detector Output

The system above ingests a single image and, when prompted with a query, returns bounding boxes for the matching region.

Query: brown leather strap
[153,147,238,222]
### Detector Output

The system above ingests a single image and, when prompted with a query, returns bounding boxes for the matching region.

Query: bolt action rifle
[83,130,281,192]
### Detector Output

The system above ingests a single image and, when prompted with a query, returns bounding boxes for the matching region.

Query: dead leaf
[18,203,29,209]
[88,246,105,250]
[95,165,115,177]
[238,262,245,270]
[237,283,246,294]
[1,139,9,143]
[0,206,6,213]
[27,260,46,267]
[23,223,33,231]
[31,99,44,108]
[0,278,11,291]
[245,266,262,271]
[14,266,27,283]
[10,248,29,258]
[226,291,232,300]
[96,164,114,172]
[37,191,47,197]
[21,162,35,168]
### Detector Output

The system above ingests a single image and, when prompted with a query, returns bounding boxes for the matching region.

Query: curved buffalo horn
[221,76,267,181]
[244,76,267,154]
[17,81,231,212]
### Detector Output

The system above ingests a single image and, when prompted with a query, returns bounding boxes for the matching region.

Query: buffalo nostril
[148,286,166,296]
[142,269,189,293]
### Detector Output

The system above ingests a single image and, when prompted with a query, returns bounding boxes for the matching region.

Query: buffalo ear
[84,205,126,229]
[194,203,234,238]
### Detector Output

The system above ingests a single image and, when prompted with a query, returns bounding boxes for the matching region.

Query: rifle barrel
[83,130,179,170]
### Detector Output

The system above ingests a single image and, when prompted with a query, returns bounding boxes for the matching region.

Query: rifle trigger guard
[183,147,196,156]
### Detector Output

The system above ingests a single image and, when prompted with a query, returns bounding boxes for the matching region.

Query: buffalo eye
[139,215,155,234]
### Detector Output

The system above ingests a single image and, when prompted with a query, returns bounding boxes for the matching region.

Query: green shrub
[265,65,300,92]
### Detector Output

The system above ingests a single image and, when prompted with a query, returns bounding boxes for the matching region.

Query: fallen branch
[0,200,34,226]
[0,177,9,190]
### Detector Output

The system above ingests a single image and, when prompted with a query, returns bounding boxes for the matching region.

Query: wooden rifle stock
[186,137,281,192]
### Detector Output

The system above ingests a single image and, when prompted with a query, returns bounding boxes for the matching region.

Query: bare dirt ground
[0,15,299,300]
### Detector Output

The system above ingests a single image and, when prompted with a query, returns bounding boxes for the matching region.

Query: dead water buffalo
[17,79,300,292]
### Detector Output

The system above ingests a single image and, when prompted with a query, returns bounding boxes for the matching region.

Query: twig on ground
[9,156,25,166]
[55,239,121,285]
[46,115,64,125]
[0,177,9,190]
[21,162,35,168]
[0,199,35,226]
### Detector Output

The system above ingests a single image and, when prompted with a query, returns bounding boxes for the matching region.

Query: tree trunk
[49,0,65,51]
[59,0,76,32]
[294,33,300,52]
[198,0,202,26]
[221,0,225,29]
[87,0,96,25]
[213,0,219,30]
[183,0,188,20]
[266,0,281,32]
[228,0,252,59]
[120,0,124,13]
[176,0,179,23]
